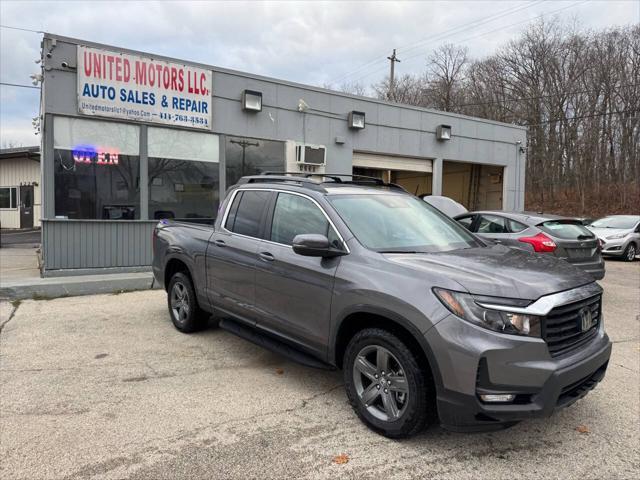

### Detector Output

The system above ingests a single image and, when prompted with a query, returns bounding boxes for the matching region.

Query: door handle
[259,252,275,262]
[214,239,226,247]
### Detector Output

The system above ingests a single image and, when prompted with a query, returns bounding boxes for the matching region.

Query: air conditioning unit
[295,144,326,166]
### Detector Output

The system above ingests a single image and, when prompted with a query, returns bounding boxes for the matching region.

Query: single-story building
[0,146,40,229]
[37,33,526,276]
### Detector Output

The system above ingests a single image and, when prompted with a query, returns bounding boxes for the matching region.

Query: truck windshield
[328,194,482,253]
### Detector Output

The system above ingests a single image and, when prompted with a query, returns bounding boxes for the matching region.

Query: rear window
[539,220,594,240]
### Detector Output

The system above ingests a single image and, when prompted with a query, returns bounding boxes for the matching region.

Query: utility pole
[230,139,259,176]
[387,48,401,101]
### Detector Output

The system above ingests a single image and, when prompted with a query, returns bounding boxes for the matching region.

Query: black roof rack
[236,172,408,193]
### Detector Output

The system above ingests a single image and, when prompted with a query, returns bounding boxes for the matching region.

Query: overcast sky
[1,0,638,146]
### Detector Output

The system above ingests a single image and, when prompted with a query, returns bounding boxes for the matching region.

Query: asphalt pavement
[0,228,41,247]
[0,261,638,479]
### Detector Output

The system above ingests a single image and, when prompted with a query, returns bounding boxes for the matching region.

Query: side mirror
[292,234,346,258]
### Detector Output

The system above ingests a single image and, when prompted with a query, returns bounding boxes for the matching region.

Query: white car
[420,195,468,218]
[587,215,640,262]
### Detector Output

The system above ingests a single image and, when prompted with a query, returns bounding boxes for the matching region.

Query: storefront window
[148,127,219,220]
[53,117,140,219]
[225,136,285,187]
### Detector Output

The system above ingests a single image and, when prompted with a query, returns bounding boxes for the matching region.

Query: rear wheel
[343,328,434,438]
[167,272,209,333]
[623,243,636,262]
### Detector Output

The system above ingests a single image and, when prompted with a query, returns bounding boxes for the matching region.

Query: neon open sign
[72,144,119,165]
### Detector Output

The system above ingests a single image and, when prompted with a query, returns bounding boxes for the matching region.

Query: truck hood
[384,244,594,301]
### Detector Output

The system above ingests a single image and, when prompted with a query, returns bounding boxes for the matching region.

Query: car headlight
[606,232,627,240]
[433,288,541,337]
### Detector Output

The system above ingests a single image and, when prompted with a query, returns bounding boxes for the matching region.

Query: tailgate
[538,220,599,261]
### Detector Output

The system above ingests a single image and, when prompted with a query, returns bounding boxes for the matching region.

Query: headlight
[433,288,541,337]
[606,232,627,240]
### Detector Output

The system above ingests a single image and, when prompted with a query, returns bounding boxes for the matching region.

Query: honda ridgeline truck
[152,174,611,437]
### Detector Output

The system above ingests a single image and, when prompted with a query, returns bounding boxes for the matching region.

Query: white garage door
[352,152,432,173]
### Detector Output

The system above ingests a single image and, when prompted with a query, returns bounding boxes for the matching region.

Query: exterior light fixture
[436,124,452,141]
[242,90,262,112]
[348,111,366,130]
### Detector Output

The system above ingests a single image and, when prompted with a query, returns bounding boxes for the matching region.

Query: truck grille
[543,294,601,357]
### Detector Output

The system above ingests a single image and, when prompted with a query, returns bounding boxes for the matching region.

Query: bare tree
[370,20,639,215]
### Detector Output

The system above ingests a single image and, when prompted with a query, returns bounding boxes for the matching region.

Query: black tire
[167,272,209,333]
[623,243,637,262]
[343,327,434,438]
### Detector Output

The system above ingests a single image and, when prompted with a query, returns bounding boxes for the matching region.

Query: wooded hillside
[338,21,639,216]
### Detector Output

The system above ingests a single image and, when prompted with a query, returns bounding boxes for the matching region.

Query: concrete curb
[0,272,161,301]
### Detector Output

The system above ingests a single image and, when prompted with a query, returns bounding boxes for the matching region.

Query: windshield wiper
[377,250,423,254]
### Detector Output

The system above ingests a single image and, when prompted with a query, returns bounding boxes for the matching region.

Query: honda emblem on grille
[579,307,594,332]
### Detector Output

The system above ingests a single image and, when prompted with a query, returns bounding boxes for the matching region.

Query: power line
[399,0,548,57]
[351,0,589,85]
[400,0,589,66]
[329,0,547,85]
[0,82,40,90]
[0,24,43,34]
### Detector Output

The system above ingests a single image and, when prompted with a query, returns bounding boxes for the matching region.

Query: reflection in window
[225,137,285,187]
[54,150,140,219]
[53,117,140,220]
[148,127,219,220]
[271,193,332,246]
[149,158,219,220]
[477,215,507,234]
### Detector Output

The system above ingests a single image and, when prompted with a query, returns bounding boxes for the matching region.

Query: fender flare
[329,305,444,392]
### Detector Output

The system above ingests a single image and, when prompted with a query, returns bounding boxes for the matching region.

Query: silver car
[455,211,605,280]
[587,215,640,262]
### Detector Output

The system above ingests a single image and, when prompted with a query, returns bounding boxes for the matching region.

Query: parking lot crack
[0,301,20,336]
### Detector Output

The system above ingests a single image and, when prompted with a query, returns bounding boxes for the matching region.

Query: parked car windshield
[538,220,595,240]
[328,193,482,253]
[590,216,639,229]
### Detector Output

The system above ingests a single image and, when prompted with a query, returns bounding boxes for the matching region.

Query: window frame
[506,218,528,233]
[222,189,272,239]
[268,191,340,247]
[221,188,349,253]
[455,214,477,232]
[0,186,18,210]
[476,214,510,235]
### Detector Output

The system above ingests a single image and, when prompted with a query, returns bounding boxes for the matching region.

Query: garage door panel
[353,152,432,173]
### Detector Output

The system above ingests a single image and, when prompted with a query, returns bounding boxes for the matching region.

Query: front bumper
[426,314,612,432]
[600,239,628,257]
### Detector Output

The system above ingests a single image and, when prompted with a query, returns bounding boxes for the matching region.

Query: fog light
[479,394,516,403]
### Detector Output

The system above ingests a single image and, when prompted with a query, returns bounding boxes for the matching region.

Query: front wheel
[343,328,434,438]
[623,243,636,262]
[167,272,209,333]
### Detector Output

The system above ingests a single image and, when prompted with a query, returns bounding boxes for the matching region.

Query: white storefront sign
[77,46,212,130]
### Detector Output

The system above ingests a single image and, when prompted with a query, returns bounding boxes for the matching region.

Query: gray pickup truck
[152,173,612,438]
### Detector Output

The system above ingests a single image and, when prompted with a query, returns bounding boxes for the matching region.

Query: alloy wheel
[353,345,409,422]
[170,282,190,324]
[627,245,636,261]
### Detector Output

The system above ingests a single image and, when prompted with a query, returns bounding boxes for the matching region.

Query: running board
[219,318,334,370]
